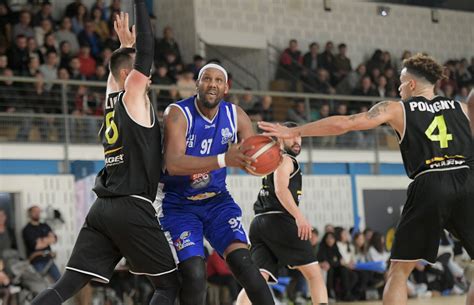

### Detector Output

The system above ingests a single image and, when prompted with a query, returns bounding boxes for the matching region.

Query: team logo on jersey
[190,172,211,189]
[174,231,195,251]
[221,128,233,144]
[186,134,196,148]
[228,217,244,234]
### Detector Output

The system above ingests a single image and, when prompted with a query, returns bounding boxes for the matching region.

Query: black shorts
[67,196,177,283]
[249,212,317,283]
[391,168,474,264]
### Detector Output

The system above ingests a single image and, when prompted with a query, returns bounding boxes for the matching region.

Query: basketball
[242,135,283,176]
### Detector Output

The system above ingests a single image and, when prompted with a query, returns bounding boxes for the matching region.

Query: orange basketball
[242,135,283,176]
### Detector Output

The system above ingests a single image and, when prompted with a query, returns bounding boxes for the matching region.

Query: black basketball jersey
[93,91,162,201]
[254,154,302,215]
[399,96,472,179]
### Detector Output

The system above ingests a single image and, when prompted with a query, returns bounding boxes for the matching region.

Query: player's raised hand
[114,12,136,48]
[225,143,256,171]
[295,215,312,241]
[258,122,298,139]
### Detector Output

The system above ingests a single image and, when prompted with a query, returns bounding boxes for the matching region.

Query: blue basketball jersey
[161,96,238,199]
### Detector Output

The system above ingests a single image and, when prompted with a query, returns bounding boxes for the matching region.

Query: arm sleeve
[133,0,154,77]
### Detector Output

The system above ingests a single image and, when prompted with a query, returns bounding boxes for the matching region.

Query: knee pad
[179,257,207,305]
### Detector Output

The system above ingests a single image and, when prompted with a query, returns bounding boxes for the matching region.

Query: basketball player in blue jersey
[259,54,474,305]
[30,6,179,305]
[159,63,275,305]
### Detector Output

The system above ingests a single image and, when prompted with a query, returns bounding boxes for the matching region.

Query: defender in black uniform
[31,6,178,305]
[237,122,328,305]
[258,54,474,305]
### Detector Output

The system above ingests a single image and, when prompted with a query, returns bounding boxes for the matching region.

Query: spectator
[311,103,330,121]
[383,67,398,92]
[325,224,335,233]
[369,67,381,85]
[239,87,256,112]
[7,34,29,73]
[41,32,58,55]
[88,65,107,82]
[440,68,458,94]
[72,4,88,35]
[366,49,384,74]
[443,83,455,99]
[68,56,85,81]
[102,28,120,51]
[176,69,195,99]
[39,50,58,91]
[59,41,74,69]
[277,39,303,83]
[455,86,469,102]
[335,103,361,147]
[0,209,17,255]
[98,47,112,71]
[0,209,14,304]
[469,57,474,76]
[207,249,239,302]
[164,50,182,82]
[0,69,24,113]
[353,232,367,263]
[313,68,335,94]
[336,63,366,95]
[105,0,121,25]
[186,54,205,79]
[155,26,182,65]
[151,62,176,110]
[27,36,44,64]
[252,95,274,122]
[333,43,352,83]
[12,10,34,40]
[77,44,96,78]
[55,17,80,55]
[287,100,308,124]
[352,76,378,97]
[65,0,83,18]
[51,67,75,113]
[0,2,13,53]
[376,75,388,98]
[457,58,472,88]
[91,7,109,42]
[22,205,61,282]
[318,41,335,75]
[382,51,393,71]
[317,231,357,301]
[34,19,54,47]
[367,232,390,263]
[91,0,107,19]
[302,42,320,85]
[78,21,102,58]
[22,55,41,78]
[0,55,7,74]
[32,1,55,27]
[310,227,320,256]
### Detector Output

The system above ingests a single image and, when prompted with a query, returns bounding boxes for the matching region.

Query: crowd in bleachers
[0,1,473,147]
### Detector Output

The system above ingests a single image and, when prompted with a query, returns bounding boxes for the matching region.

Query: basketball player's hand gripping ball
[241,135,283,176]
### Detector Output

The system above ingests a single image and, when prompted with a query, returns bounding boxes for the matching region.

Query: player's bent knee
[388,261,417,277]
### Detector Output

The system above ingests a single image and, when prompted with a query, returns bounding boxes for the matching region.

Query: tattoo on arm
[367,101,390,119]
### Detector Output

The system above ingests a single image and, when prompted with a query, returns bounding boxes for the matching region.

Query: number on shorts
[425,115,452,148]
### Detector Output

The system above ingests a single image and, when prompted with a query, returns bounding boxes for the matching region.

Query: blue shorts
[160,191,248,262]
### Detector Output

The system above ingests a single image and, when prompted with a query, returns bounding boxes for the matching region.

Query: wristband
[217,153,226,168]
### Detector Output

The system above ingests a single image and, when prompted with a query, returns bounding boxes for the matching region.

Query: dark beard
[201,98,219,109]
[285,146,300,157]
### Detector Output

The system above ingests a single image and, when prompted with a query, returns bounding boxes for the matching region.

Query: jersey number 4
[425,115,453,148]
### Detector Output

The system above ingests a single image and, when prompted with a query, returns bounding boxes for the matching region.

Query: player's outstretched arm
[163,106,255,175]
[259,101,403,139]
[122,0,153,125]
[274,156,312,241]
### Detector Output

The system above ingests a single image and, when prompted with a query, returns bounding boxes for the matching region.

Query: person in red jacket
[207,249,239,302]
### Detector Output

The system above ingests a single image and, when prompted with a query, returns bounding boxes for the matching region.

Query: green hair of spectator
[109,47,135,81]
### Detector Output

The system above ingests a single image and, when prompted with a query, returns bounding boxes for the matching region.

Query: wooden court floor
[334,295,465,304]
